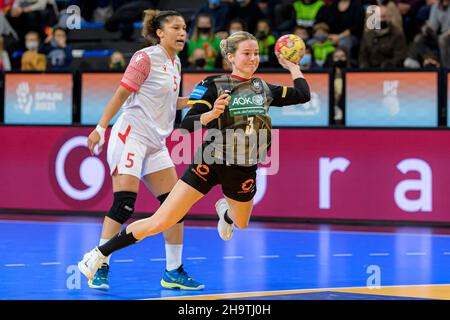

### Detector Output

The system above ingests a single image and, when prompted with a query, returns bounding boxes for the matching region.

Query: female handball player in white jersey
[85,9,203,290]
[79,31,311,283]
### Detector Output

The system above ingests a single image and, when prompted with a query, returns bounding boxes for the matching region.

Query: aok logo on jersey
[229,94,265,116]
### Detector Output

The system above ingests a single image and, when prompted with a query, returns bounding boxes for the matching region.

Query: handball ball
[274,34,306,64]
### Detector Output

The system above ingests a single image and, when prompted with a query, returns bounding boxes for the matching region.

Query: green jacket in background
[293,0,324,27]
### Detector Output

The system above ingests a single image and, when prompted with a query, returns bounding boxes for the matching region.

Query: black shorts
[180,160,258,202]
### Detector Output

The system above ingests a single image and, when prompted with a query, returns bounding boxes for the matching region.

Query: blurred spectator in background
[41,27,72,70]
[228,17,247,35]
[272,0,324,36]
[404,0,447,67]
[257,0,277,24]
[423,0,450,68]
[308,22,335,67]
[315,0,365,62]
[326,47,349,123]
[293,25,311,42]
[255,18,277,67]
[0,35,10,70]
[298,44,319,69]
[193,0,231,33]
[359,4,407,67]
[394,0,425,42]
[108,50,125,71]
[293,0,325,28]
[187,47,207,70]
[229,0,265,33]
[8,0,58,41]
[0,12,19,52]
[416,0,437,26]
[21,30,45,70]
[188,14,221,70]
[104,0,155,40]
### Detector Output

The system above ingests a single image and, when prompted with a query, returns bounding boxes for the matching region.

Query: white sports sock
[165,244,183,271]
[99,238,111,265]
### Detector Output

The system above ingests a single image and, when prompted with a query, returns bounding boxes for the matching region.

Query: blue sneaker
[88,263,110,290]
[160,265,205,290]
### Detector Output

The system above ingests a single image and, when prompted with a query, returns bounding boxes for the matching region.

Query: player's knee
[157,192,184,224]
[107,191,137,224]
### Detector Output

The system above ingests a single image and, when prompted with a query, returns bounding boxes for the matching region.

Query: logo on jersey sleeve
[189,85,208,100]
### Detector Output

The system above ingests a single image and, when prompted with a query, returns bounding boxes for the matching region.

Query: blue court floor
[1,218,450,300]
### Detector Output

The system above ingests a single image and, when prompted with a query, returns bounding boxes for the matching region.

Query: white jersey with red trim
[118,44,181,148]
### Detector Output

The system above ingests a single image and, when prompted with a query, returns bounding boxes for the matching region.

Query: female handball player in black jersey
[78,31,311,281]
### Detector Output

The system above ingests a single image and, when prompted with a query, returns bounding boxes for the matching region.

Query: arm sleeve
[268,78,311,107]
[120,51,151,93]
[180,77,218,132]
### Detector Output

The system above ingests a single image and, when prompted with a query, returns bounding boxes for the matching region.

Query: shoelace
[177,267,193,281]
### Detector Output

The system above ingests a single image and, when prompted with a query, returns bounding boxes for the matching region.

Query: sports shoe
[88,263,110,290]
[78,247,106,280]
[160,265,205,290]
[215,198,234,241]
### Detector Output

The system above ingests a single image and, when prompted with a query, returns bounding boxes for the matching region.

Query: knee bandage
[107,191,137,224]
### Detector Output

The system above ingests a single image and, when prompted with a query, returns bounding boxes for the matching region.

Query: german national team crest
[251,78,263,94]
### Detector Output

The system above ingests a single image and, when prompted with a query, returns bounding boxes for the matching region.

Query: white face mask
[26,41,39,50]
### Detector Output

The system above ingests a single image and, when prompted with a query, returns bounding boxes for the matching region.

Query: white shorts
[107,118,174,179]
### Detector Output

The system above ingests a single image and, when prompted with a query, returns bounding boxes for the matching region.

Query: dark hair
[191,13,215,43]
[142,9,183,44]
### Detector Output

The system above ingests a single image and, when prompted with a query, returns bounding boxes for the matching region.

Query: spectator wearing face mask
[193,0,231,33]
[41,27,73,71]
[188,47,207,70]
[308,22,335,68]
[188,14,221,70]
[21,30,45,71]
[298,44,319,70]
[255,18,277,67]
[358,5,407,68]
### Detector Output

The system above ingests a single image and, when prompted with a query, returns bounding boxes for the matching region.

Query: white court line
[4,264,25,267]
[40,262,61,265]
[296,254,316,258]
[150,258,166,262]
[186,257,207,260]
[443,252,450,255]
[406,252,426,256]
[223,256,243,259]
[333,254,353,257]
[369,253,390,257]
[113,259,134,263]
[259,255,280,259]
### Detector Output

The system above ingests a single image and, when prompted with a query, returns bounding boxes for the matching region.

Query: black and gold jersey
[181,74,310,166]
